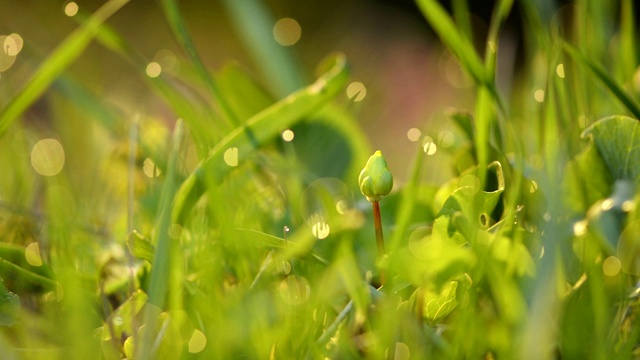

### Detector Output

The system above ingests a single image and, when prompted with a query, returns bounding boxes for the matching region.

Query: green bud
[359,150,393,202]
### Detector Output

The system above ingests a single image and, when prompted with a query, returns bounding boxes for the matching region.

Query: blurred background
[3,0,628,182]
[0,0,494,184]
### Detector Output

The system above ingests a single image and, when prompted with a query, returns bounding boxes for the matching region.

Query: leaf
[0,255,57,291]
[126,231,156,264]
[565,45,640,119]
[101,289,148,359]
[586,179,636,252]
[237,229,329,265]
[423,281,458,325]
[0,0,130,138]
[392,224,475,288]
[146,121,185,311]
[0,281,19,327]
[563,141,612,214]
[436,161,506,226]
[582,115,640,181]
[101,289,148,342]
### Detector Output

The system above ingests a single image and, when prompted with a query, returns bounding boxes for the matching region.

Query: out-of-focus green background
[0,0,486,182]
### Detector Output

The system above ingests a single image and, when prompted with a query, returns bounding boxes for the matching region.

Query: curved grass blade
[0,256,58,290]
[0,0,129,138]
[172,54,349,224]
[138,120,185,359]
[564,43,640,120]
[415,0,488,86]
[160,0,238,127]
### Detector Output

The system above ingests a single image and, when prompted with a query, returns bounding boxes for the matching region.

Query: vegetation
[1,0,640,358]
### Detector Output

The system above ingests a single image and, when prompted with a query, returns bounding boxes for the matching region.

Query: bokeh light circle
[31,139,65,176]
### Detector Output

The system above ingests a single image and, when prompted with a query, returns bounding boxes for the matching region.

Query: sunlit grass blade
[160,0,238,127]
[451,0,472,42]
[474,86,494,186]
[415,0,488,87]
[484,0,514,71]
[564,43,640,120]
[137,120,185,360]
[220,0,305,98]
[0,0,129,138]
[172,54,349,224]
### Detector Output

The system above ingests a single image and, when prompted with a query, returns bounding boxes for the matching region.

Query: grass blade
[0,0,129,138]
[415,0,488,86]
[172,54,349,224]
[138,120,185,359]
[221,0,305,97]
[564,43,640,120]
[619,0,636,85]
[160,0,238,127]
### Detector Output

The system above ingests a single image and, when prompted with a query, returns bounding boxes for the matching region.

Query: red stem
[372,201,385,285]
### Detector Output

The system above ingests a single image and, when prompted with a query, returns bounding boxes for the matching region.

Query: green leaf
[126,231,156,264]
[436,161,505,225]
[423,281,458,325]
[582,115,640,181]
[101,289,148,342]
[392,223,475,288]
[563,141,612,214]
[565,45,640,119]
[0,281,19,327]
[0,0,130,138]
[146,121,185,310]
[101,289,148,359]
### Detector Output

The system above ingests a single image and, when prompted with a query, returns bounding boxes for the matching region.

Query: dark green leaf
[0,281,19,327]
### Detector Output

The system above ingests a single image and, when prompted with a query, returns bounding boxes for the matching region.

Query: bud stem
[372,200,386,285]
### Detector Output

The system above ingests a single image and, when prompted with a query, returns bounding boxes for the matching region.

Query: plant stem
[372,200,385,285]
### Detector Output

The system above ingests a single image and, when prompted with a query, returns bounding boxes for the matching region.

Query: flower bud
[359,150,393,202]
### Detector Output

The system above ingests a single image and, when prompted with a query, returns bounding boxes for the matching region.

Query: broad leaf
[582,115,640,181]
[423,281,458,325]
[126,230,155,264]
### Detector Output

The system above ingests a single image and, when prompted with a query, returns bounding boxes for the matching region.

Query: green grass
[1,0,640,359]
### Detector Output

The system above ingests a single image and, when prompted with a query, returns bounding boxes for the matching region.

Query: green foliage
[2,0,640,359]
